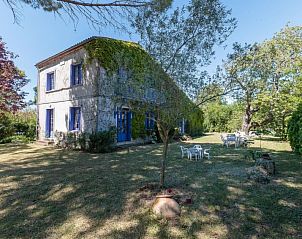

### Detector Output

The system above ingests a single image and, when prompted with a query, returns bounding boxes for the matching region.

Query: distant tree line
[201,25,302,153]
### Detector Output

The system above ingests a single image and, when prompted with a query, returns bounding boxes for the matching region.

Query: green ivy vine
[83,37,204,138]
[84,37,151,81]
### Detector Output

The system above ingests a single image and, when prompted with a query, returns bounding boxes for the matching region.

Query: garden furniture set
[180,145,210,160]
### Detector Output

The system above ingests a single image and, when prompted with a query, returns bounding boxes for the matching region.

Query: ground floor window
[69,107,81,131]
[145,112,155,130]
[45,109,54,138]
[179,118,185,134]
[116,109,131,142]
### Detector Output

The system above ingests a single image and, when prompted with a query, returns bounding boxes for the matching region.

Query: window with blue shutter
[145,112,155,130]
[71,63,82,86]
[116,109,132,142]
[150,112,155,129]
[126,111,132,141]
[46,72,55,91]
[145,112,149,129]
[69,107,81,131]
[45,109,54,138]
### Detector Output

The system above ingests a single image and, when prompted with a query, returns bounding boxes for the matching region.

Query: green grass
[0,133,301,238]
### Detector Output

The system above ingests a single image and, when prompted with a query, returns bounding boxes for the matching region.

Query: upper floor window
[46,72,55,91]
[117,67,130,83]
[69,107,81,131]
[71,63,82,86]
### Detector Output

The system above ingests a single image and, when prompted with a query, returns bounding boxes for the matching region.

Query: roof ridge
[35,36,139,69]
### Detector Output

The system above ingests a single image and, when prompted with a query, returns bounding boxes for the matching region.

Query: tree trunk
[160,139,169,188]
[281,114,286,140]
[156,120,170,188]
[242,104,252,135]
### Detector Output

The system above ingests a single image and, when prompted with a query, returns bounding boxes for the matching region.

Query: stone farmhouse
[35,37,202,144]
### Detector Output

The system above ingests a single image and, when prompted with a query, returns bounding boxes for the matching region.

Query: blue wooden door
[45,109,54,138]
[117,110,131,142]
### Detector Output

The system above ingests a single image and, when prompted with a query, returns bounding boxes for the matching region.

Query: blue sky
[1,0,302,102]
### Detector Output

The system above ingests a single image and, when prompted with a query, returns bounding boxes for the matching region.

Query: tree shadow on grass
[257,136,285,142]
[0,144,156,238]
[0,143,33,155]
[0,142,301,238]
[173,141,302,238]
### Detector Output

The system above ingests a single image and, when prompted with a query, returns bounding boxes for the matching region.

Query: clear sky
[1,0,302,102]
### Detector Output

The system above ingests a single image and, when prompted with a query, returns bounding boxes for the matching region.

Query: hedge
[288,103,302,154]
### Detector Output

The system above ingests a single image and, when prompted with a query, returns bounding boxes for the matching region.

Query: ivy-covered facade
[36,37,202,144]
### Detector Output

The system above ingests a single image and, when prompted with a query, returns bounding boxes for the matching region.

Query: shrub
[78,133,88,151]
[54,131,78,149]
[186,109,204,137]
[288,104,302,154]
[0,137,12,144]
[87,128,115,153]
[0,113,14,139]
[54,129,115,153]
[0,110,36,143]
[0,135,33,144]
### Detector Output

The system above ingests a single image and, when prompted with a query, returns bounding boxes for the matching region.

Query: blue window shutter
[127,111,131,140]
[150,112,155,129]
[46,74,50,91]
[116,111,120,130]
[119,112,123,130]
[69,108,74,130]
[79,65,82,84]
[145,112,148,129]
[50,74,54,90]
[70,65,74,86]
[45,109,50,137]
[77,108,81,130]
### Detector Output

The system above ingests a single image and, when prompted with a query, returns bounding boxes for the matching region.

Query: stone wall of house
[96,67,116,132]
[37,49,100,140]
[37,46,159,142]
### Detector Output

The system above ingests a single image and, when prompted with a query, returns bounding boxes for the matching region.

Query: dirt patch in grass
[136,183,195,207]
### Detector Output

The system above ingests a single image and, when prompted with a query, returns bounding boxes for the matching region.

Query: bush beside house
[185,108,204,137]
[0,110,36,143]
[288,103,302,154]
[54,128,116,153]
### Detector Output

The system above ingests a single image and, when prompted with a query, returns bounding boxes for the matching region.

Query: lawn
[0,133,301,239]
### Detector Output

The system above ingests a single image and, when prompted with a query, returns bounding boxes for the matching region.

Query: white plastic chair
[180,146,189,159]
[188,148,200,161]
[193,145,203,158]
[221,134,227,147]
[226,134,236,148]
[204,148,211,159]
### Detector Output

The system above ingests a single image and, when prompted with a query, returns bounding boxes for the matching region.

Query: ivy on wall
[84,38,150,81]
[131,110,147,139]
[84,37,204,137]
[186,108,204,137]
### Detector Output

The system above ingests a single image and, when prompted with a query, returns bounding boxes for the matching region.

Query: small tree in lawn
[132,0,236,187]
[141,63,194,187]
[84,0,235,187]
[0,37,28,112]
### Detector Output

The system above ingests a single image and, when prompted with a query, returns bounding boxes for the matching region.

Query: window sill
[44,84,83,93]
[70,83,83,88]
[46,89,56,93]
[69,129,81,132]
